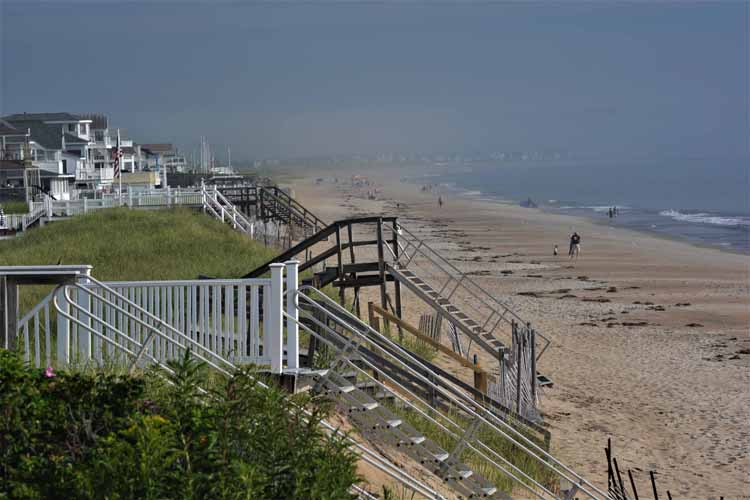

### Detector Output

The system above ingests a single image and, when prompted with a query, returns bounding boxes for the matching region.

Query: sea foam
[659,209,750,227]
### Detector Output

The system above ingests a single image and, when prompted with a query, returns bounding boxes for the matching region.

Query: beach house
[0,113,95,200]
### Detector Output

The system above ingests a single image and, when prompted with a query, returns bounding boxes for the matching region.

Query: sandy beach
[284,165,750,497]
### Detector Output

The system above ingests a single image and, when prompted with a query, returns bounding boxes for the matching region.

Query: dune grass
[0,207,278,313]
[0,201,29,214]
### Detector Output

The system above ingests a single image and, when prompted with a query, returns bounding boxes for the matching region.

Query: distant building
[0,113,96,199]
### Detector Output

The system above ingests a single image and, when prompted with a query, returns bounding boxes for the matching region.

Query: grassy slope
[0,208,278,312]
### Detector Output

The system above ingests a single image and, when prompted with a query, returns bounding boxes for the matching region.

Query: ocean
[418,158,750,253]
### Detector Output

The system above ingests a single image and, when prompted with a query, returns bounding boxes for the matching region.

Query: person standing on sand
[553,244,559,256]
[569,232,581,258]
[438,196,443,208]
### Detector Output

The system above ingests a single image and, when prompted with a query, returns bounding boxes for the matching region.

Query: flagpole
[118,129,122,205]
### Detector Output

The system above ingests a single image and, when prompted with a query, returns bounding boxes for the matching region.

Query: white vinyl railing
[2,201,47,231]
[45,188,204,217]
[16,262,300,373]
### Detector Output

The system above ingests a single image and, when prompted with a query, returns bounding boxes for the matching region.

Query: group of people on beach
[608,206,619,219]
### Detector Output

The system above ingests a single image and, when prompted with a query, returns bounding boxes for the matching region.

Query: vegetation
[0,201,29,214]
[0,207,278,313]
[0,350,359,499]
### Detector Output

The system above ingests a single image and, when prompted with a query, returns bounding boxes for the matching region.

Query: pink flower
[44,366,55,378]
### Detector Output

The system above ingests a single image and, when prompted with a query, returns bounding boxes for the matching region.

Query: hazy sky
[1,1,748,160]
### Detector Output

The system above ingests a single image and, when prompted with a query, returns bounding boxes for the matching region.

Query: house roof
[140,143,173,153]
[3,119,84,150]
[121,146,136,155]
[3,112,84,123]
[0,120,25,136]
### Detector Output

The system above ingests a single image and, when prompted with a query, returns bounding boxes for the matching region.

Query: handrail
[59,282,237,374]
[384,222,552,358]
[293,286,610,500]
[17,289,56,328]
[46,274,444,499]
[293,304,553,499]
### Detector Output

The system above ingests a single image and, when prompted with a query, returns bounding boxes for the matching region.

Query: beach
[286,165,750,497]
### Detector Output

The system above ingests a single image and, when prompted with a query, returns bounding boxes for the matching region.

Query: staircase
[313,368,502,498]
[11,264,610,500]
[387,266,506,355]
[256,186,326,237]
[292,287,610,500]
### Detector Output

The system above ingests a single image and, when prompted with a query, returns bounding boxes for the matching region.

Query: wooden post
[392,220,403,321]
[473,353,488,399]
[376,218,388,331]
[346,223,361,317]
[335,224,345,305]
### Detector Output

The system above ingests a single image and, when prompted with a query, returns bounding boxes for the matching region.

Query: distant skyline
[2,1,748,161]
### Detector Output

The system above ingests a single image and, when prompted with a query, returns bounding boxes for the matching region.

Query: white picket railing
[2,201,47,232]
[46,188,204,217]
[15,262,299,373]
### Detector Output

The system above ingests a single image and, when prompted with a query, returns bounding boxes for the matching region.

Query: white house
[0,113,95,200]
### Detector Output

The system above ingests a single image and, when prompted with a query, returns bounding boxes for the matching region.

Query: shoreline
[285,164,750,496]
[400,172,750,256]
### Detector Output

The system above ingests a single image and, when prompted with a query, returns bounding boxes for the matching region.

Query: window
[67,124,75,132]
[95,131,104,141]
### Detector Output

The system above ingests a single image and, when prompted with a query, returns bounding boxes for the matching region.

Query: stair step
[456,469,473,480]
[481,486,498,496]
[349,401,379,412]
[432,452,450,462]
[410,435,426,445]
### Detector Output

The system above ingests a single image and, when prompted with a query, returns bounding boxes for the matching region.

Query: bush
[0,351,359,499]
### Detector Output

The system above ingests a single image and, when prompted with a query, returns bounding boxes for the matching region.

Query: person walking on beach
[553,244,559,257]
[438,196,443,208]
[569,232,581,259]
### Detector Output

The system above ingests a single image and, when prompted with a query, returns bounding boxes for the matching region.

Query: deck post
[0,277,18,350]
[285,260,299,370]
[346,223,360,316]
[268,263,284,374]
[392,219,402,320]
[376,218,388,324]
[335,224,345,304]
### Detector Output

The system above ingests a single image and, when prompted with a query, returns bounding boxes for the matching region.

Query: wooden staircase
[387,265,506,354]
[313,368,503,498]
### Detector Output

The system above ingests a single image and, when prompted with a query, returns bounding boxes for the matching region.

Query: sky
[1,1,748,161]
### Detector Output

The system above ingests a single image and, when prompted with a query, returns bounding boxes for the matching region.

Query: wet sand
[285,165,750,497]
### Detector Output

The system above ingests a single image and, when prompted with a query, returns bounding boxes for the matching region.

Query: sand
[283,165,749,497]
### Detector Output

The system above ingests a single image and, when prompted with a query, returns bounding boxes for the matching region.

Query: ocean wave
[659,209,750,227]
[461,190,482,196]
[559,205,629,213]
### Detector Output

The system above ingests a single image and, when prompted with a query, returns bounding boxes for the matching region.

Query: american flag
[111,131,122,178]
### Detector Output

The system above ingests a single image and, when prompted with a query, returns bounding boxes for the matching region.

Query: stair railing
[382,222,551,361]
[290,286,610,500]
[38,269,444,499]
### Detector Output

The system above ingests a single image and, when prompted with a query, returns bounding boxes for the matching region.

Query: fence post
[269,263,284,374]
[285,260,299,370]
[56,286,70,367]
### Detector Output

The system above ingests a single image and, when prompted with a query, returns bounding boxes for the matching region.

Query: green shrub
[0,350,359,499]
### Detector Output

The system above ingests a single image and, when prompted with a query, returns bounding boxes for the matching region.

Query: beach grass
[1,201,29,214]
[0,207,278,313]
